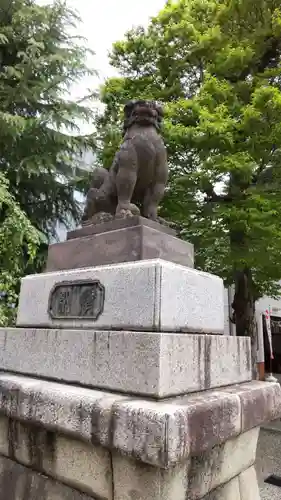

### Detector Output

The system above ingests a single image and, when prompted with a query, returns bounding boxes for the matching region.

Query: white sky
[37,0,166,133]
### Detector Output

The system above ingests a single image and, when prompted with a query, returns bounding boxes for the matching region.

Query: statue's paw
[116,203,140,218]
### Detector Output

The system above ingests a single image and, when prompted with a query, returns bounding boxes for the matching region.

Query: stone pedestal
[0,219,280,499]
[17,259,224,332]
[46,216,194,271]
[0,374,279,499]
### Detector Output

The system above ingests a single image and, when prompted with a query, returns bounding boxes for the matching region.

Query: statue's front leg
[142,149,168,220]
[82,188,98,223]
[142,183,166,220]
[115,144,140,217]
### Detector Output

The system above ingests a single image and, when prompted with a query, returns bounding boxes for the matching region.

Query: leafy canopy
[0,0,96,324]
[97,0,281,299]
[0,173,40,326]
[0,0,96,238]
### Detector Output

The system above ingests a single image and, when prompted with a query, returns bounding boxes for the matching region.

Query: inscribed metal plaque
[48,280,105,320]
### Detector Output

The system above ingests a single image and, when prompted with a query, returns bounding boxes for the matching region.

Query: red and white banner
[265,308,274,360]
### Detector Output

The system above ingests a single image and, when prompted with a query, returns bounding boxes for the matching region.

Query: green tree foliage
[0,173,40,325]
[0,0,96,323]
[97,0,281,368]
[0,0,96,237]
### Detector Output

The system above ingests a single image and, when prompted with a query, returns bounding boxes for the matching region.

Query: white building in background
[54,148,95,242]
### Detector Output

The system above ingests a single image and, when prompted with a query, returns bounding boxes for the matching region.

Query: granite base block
[0,329,251,397]
[113,454,261,500]
[112,454,188,500]
[203,467,260,499]
[0,454,95,500]
[239,467,261,500]
[47,217,194,271]
[0,373,279,469]
[0,416,112,499]
[187,427,259,498]
[17,259,224,333]
[0,413,261,500]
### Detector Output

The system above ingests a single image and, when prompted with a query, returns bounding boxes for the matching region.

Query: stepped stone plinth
[0,214,279,500]
[46,216,194,272]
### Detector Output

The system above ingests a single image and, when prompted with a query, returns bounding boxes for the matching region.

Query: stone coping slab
[0,373,279,469]
[67,215,177,239]
[17,259,224,333]
[46,225,194,272]
[0,329,251,397]
[47,225,194,272]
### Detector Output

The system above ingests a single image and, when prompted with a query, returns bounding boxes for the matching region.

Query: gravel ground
[256,426,281,499]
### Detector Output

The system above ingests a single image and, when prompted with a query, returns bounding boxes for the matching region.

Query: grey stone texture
[0,413,261,500]
[0,373,279,469]
[113,459,261,500]
[0,416,259,500]
[203,467,261,499]
[217,380,281,431]
[0,454,95,500]
[239,466,261,500]
[17,259,224,333]
[187,428,259,498]
[68,215,177,239]
[47,217,194,272]
[0,416,112,499]
[112,454,188,500]
[203,477,241,500]
[0,329,251,397]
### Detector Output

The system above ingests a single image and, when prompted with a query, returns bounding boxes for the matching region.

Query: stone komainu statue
[82,100,168,224]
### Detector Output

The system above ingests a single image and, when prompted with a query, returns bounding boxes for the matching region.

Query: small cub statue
[82,100,168,224]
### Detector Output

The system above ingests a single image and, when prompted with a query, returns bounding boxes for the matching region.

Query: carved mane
[123,100,164,135]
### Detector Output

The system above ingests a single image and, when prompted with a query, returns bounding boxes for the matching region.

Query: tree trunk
[231,268,258,379]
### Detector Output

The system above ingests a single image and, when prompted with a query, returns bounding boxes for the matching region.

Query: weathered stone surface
[187,428,259,498]
[112,454,187,500]
[0,374,279,469]
[0,415,8,456]
[203,465,261,500]
[112,399,190,467]
[0,454,95,500]
[82,100,168,223]
[51,436,111,498]
[221,381,281,431]
[47,223,194,272]
[0,329,251,397]
[0,414,262,500]
[158,334,251,396]
[111,391,241,466]
[203,477,240,500]
[239,466,261,500]
[67,215,176,239]
[47,226,194,271]
[176,390,242,457]
[0,374,126,448]
[17,259,224,334]
[0,416,112,498]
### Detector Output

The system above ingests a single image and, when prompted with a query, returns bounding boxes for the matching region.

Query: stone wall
[0,414,261,500]
[1,221,281,499]
[0,372,279,499]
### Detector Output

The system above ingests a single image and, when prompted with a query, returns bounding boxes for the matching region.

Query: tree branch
[204,186,233,202]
